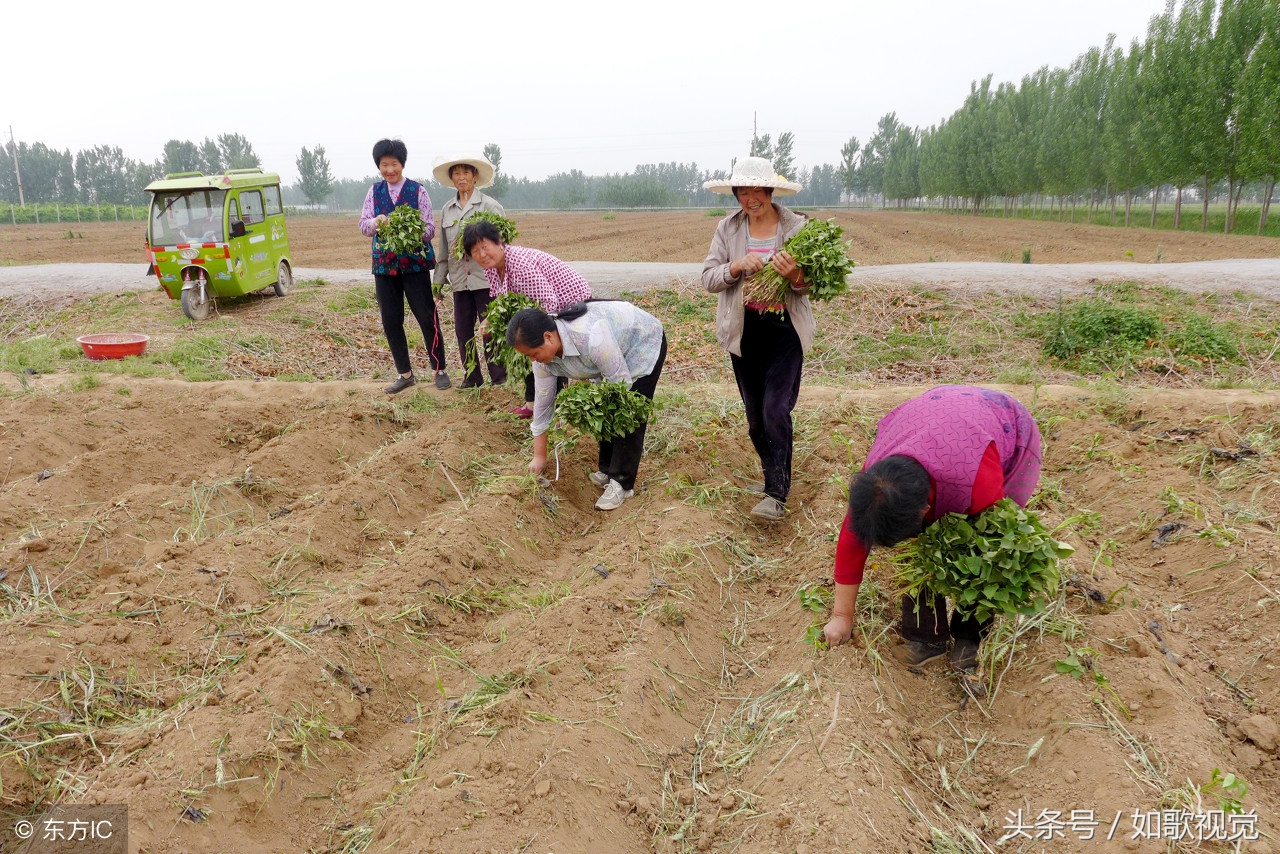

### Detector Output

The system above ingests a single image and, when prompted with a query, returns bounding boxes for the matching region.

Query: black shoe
[384,375,416,395]
[434,372,452,390]
[951,639,980,673]
[893,641,948,667]
[457,378,482,390]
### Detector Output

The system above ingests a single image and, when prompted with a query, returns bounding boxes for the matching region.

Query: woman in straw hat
[701,156,813,521]
[433,154,508,389]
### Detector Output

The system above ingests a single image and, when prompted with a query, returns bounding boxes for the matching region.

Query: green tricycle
[145,168,293,321]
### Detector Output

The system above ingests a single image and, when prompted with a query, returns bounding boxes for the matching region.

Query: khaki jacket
[434,191,505,291]
[701,204,815,356]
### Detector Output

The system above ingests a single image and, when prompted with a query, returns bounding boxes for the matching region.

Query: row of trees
[6,130,874,211]
[0,134,261,206]
[869,0,1280,233]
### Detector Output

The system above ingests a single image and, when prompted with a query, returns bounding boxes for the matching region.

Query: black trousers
[900,593,990,645]
[524,372,568,403]
[453,288,506,386]
[729,310,803,503]
[375,272,446,375]
[597,336,666,491]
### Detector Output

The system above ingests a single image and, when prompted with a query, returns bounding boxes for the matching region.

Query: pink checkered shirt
[484,245,591,314]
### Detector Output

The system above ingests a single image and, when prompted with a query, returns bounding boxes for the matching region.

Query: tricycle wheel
[274,261,292,297]
[181,275,213,321]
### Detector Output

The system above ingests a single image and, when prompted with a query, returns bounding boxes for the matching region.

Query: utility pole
[7,126,23,207]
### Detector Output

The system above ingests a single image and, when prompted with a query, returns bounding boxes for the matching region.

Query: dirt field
[1,216,1278,854]
[0,372,1277,853]
[2,209,1277,268]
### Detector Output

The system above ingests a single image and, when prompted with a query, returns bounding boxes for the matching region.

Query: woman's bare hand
[772,251,807,289]
[529,453,547,475]
[823,614,855,647]
[730,253,767,278]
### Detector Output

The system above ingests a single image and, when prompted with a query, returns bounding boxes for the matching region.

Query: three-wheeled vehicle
[145,169,293,321]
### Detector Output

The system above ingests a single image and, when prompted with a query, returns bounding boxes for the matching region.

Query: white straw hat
[703,156,802,197]
[432,154,496,189]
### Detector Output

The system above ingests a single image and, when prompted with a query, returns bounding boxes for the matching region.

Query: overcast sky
[7,0,1167,185]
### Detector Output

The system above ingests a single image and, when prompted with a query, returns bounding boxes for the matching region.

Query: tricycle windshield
[149,189,227,245]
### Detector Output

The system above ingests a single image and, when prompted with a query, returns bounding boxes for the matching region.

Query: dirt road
[3,257,1279,302]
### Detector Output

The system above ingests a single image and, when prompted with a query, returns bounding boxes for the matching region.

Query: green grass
[327,288,376,315]
[1040,295,1243,370]
[1,278,1275,390]
[933,201,1280,238]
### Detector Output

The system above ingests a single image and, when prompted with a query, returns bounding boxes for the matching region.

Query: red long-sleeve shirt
[833,442,1006,585]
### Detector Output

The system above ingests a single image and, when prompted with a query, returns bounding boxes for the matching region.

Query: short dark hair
[506,302,590,349]
[372,138,408,167]
[732,186,774,200]
[847,455,931,548]
[506,307,556,349]
[450,163,479,177]
[462,220,503,257]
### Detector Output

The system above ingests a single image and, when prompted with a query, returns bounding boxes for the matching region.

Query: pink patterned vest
[865,386,1041,514]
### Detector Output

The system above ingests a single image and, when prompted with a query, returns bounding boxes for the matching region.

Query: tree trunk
[1071,194,1076,224]
[1150,184,1159,228]
[1124,188,1132,227]
[1259,179,1274,234]
[1228,181,1244,234]
[1224,178,1235,233]
[1110,193,1117,224]
[1201,176,1210,232]
[1174,186,1183,229]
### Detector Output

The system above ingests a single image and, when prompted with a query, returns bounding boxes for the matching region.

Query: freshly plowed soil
[2,209,1277,267]
[0,374,1276,853]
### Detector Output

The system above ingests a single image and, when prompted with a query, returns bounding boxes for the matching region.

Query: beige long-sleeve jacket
[700,204,815,356]
[434,191,505,291]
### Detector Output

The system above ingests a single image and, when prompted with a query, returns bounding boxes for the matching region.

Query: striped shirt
[745,229,784,312]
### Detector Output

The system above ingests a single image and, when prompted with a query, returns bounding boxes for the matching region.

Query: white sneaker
[588,470,610,488]
[595,479,634,511]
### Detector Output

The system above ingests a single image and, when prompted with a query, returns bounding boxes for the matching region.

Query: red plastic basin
[77,333,150,360]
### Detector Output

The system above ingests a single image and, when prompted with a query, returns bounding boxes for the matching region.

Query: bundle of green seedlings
[452,212,519,259]
[483,292,540,384]
[742,217,854,310]
[895,498,1073,625]
[378,204,427,255]
[555,380,653,441]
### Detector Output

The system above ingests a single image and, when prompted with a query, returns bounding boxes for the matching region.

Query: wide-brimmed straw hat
[432,154,496,189]
[703,156,802,197]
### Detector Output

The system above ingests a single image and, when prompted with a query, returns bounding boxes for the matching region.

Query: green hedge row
[2,204,146,225]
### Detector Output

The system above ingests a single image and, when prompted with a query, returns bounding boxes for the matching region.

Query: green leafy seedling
[1054,645,1096,678]
[555,381,654,442]
[378,204,427,256]
[482,292,540,385]
[797,585,833,613]
[1204,768,1249,814]
[452,211,519,260]
[804,623,829,651]
[744,217,854,308]
[896,499,1074,624]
